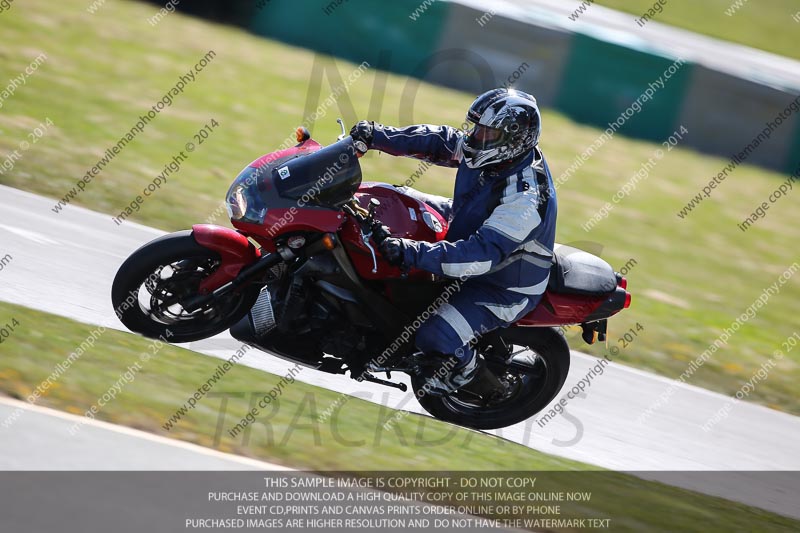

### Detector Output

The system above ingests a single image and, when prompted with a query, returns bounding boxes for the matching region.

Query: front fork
[181,251,283,313]
[183,226,336,313]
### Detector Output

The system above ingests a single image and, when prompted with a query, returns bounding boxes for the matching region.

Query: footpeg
[356,372,408,392]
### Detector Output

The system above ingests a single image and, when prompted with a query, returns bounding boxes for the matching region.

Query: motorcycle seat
[548,245,617,296]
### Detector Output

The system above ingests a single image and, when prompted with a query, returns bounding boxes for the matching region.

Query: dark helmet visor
[465,123,506,151]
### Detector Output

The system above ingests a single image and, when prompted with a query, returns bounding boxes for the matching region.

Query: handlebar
[343,198,386,273]
[343,198,382,231]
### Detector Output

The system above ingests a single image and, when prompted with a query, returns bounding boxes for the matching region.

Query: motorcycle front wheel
[411,326,571,430]
[111,230,260,343]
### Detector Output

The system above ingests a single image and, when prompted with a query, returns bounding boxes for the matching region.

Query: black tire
[111,230,260,343]
[412,327,570,430]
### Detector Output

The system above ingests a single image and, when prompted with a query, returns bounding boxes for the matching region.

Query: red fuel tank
[341,182,448,280]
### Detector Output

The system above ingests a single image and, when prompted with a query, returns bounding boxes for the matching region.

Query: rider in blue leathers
[351,88,557,393]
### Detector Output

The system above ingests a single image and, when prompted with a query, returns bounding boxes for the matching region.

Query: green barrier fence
[250,0,450,77]
[555,34,693,143]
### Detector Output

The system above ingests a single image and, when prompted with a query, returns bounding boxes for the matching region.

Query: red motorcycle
[112,123,631,429]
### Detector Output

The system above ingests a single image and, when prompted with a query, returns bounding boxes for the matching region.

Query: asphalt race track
[0,396,287,470]
[0,397,516,533]
[1,184,798,518]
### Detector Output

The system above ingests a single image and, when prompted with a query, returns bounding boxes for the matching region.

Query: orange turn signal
[295,126,311,143]
[321,233,336,250]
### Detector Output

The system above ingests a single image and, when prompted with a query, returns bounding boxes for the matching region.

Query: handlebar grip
[372,223,392,243]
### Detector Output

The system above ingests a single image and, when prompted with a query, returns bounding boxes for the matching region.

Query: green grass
[1,0,799,418]
[1,301,798,532]
[595,0,800,60]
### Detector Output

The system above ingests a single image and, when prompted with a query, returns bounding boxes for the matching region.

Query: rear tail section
[515,246,631,341]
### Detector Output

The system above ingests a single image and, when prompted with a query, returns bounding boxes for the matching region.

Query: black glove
[371,223,404,266]
[378,238,405,267]
[371,223,392,245]
[350,120,374,154]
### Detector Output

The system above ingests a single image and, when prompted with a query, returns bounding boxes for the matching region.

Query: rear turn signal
[624,292,632,308]
[618,277,628,289]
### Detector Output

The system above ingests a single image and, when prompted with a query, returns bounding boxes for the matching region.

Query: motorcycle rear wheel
[412,327,570,430]
[111,231,260,343]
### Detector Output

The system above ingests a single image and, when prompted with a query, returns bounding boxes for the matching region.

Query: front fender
[192,224,261,293]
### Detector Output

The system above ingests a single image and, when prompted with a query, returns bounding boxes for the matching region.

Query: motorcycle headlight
[226,166,269,224]
[227,185,248,221]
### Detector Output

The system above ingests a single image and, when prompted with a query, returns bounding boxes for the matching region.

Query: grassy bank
[596,0,799,60]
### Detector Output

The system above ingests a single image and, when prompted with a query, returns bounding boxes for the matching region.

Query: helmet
[461,88,541,169]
